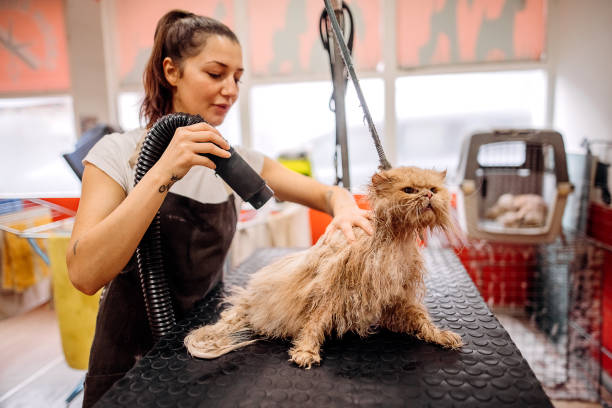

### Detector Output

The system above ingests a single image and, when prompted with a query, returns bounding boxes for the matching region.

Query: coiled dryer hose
[134,113,273,339]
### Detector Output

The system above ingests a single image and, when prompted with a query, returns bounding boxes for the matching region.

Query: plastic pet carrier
[457,129,573,243]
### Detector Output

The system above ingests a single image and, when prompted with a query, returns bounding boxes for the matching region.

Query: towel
[1,208,52,292]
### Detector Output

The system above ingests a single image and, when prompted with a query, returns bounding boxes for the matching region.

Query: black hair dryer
[134,112,273,339]
[138,112,274,208]
[204,144,274,208]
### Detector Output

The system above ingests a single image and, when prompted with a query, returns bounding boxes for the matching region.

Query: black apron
[83,192,237,407]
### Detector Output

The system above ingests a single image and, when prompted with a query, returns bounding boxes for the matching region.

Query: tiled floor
[0,304,84,407]
[0,303,604,408]
[497,312,605,407]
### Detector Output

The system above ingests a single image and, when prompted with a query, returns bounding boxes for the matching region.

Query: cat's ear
[439,170,447,179]
[372,173,389,187]
[371,172,395,195]
[371,172,391,188]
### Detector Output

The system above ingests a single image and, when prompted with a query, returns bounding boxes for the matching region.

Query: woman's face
[167,35,243,126]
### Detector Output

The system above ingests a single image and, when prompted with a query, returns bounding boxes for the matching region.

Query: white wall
[551,0,612,153]
[65,0,116,134]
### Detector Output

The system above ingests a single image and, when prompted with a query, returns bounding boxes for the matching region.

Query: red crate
[587,202,612,377]
[453,242,535,307]
[588,202,612,247]
[603,252,612,375]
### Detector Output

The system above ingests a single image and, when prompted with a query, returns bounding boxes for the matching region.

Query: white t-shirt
[83,128,265,211]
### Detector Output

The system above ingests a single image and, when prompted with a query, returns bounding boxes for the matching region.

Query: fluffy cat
[485,193,548,227]
[185,166,463,368]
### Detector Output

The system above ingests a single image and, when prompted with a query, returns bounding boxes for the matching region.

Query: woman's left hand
[259,157,373,243]
[326,205,373,243]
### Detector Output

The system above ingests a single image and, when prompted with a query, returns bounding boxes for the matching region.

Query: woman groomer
[66,9,372,407]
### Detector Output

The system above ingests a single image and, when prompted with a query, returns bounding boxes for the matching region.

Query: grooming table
[97,247,553,407]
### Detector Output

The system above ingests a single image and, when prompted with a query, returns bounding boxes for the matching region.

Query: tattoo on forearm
[159,174,181,193]
[73,239,79,255]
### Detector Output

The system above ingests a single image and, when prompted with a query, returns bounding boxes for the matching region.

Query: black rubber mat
[97,247,553,407]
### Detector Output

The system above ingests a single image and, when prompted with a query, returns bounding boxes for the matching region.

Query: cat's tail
[184,304,257,359]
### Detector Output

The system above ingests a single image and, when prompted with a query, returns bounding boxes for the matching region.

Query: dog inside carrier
[456,129,574,244]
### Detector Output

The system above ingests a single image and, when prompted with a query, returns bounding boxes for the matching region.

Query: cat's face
[369,167,450,232]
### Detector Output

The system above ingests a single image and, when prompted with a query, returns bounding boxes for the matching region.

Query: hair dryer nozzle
[204,147,274,209]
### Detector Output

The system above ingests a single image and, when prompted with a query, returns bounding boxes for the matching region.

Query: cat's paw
[288,348,321,369]
[436,330,463,349]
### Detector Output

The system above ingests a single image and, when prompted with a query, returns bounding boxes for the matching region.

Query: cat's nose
[425,191,432,199]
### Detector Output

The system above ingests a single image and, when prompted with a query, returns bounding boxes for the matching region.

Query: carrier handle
[461,129,570,184]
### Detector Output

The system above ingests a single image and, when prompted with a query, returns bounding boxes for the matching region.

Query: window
[247,0,382,77]
[118,91,144,131]
[250,78,384,191]
[396,0,546,68]
[117,91,242,146]
[113,0,236,88]
[395,70,547,177]
[0,96,79,197]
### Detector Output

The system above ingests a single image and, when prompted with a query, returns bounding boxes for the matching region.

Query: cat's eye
[403,187,416,194]
[430,187,437,194]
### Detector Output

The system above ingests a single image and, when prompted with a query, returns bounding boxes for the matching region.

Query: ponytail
[140,10,239,129]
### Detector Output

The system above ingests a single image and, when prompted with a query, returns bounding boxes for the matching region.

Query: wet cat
[185,166,463,368]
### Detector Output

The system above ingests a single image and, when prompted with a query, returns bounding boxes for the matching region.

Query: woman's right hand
[153,121,231,180]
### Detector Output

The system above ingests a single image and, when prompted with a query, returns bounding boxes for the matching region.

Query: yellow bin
[48,235,100,370]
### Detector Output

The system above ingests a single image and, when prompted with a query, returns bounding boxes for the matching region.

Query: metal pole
[324,0,392,171]
[329,0,351,189]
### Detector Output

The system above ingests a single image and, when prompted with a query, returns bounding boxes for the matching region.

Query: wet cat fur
[184,166,463,368]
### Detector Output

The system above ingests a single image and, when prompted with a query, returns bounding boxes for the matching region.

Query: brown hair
[140,10,240,129]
